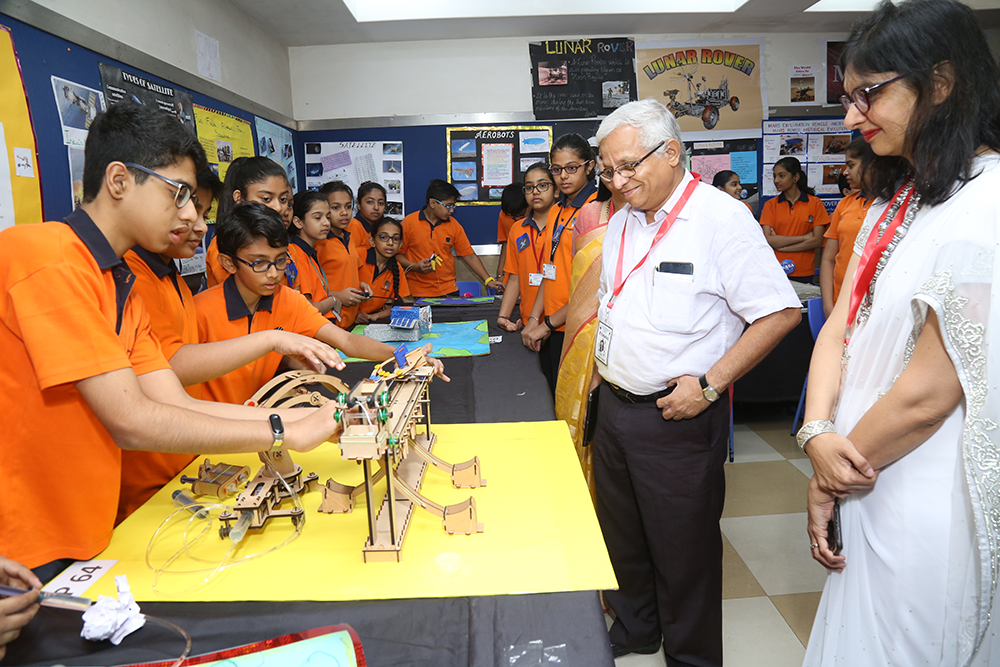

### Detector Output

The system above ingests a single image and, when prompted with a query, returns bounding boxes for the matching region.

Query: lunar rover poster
[637,41,765,139]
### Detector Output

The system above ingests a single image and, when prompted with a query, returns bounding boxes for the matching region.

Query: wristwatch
[544,315,557,332]
[268,414,284,452]
[796,419,836,452]
[698,374,720,402]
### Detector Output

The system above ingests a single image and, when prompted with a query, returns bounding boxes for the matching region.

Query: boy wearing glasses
[195,201,400,405]
[0,103,350,581]
[399,179,499,297]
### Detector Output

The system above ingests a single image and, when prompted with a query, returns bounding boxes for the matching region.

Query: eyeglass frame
[231,253,292,273]
[549,160,593,176]
[431,198,457,211]
[122,162,196,209]
[840,74,905,114]
[375,232,402,244]
[522,181,554,194]
[597,141,666,183]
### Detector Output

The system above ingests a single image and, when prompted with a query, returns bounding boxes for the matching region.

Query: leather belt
[606,381,674,404]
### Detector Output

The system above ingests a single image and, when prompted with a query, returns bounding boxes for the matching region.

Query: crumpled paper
[80,575,145,644]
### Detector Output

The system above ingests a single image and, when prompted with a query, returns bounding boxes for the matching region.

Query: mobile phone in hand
[827,498,843,555]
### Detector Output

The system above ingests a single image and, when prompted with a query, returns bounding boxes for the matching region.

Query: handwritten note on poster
[193,105,254,181]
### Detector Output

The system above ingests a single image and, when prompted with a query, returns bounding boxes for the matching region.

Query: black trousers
[594,382,728,667]
[538,330,565,397]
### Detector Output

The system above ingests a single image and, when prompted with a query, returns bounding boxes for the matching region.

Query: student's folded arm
[778,225,828,252]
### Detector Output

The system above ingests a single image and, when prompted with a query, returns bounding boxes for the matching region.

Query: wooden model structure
[319,346,485,562]
[180,460,251,498]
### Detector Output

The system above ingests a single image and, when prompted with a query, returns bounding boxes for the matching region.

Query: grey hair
[595,99,682,154]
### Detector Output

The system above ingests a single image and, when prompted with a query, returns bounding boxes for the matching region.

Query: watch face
[704,387,720,402]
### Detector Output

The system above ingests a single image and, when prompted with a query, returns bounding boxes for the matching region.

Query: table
[6,303,615,667]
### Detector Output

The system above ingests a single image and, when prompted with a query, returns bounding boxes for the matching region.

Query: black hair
[774,157,816,196]
[712,170,739,189]
[845,137,876,196]
[82,102,207,203]
[371,216,404,306]
[196,167,224,202]
[357,181,387,201]
[425,179,460,206]
[289,190,329,237]
[841,0,1000,205]
[318,180,354,201]
[217,156,288,223]
[217,201,288,257]
[550,133,596,179]
[837,173,851,196]
[500,182,528,217]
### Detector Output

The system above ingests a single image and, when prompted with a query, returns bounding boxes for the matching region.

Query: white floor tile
[729,425,785,463]
[721,513,828,595]
[789,457,814,479]
[723,597,805,667]
[614,648,665,666]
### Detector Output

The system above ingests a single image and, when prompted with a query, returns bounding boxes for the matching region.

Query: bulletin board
[684,138,762,205]
[303,140,406,217]
[528,37,638,120]
[0,24,43,228]
[445,125,553,206]
[762,117,850,214]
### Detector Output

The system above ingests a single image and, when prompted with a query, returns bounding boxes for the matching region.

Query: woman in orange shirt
[760,157,830,281]
[820,138,874,316]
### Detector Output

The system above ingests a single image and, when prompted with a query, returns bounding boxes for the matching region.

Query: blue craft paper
[730,151,757,184]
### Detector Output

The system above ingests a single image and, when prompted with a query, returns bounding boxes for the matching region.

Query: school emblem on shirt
[516,233,530,252]
[383,277,391,291]
[808,215,814,223]
[284,261,298,287]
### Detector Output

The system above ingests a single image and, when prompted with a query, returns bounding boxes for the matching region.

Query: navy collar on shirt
[776,190,810,205]
[355,216,373,234]
[129,244,184,300]
[520,212,545,233]
[289,234,320,263]
[223,274,273,322]
[557,180,598,210]
[366,247,392,279]
[326,228,352,250]
[63,208,134,335]
[418,209,452,229]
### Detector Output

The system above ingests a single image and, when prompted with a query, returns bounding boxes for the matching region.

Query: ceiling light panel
[342,0,751,22]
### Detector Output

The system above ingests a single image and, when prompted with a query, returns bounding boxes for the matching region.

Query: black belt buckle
[607,382,674,404]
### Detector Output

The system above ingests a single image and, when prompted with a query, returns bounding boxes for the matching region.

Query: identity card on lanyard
[607,174,700,310]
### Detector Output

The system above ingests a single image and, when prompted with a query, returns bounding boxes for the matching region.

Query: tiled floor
[610,417,828,666]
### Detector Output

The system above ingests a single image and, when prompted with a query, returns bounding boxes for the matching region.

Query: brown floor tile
[747,421,807,460]
[770,591,822,647]
[722,534,765,600]
[722,461,810,518]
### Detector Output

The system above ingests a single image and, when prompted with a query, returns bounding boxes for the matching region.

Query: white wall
[31,0,294,117]
[290,32,850,121]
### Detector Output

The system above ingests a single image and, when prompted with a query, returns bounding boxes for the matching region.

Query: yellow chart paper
[0,25,43,227]
[194,104,254,181]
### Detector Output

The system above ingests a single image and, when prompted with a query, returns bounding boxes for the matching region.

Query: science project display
[446,125,553,206]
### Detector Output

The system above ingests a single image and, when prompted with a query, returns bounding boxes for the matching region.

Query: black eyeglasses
[523,182,553,194]
[431,198,456,211]
[123,162,194,209]
[376,232,402,244]
[550,161,593,176]
[840,74,904,114]
[597,142,666,183]
[232,254,292,273]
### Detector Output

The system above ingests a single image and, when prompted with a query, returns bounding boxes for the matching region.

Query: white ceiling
[232,0,1000,46]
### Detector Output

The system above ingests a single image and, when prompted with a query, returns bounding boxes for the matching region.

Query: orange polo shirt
[760,191,830,277]
[195,277,331,405]
[0,209,171,567]
[346,217,373,257]
[287,235,330,307]
[317,231,363,329]
[118,247,201,524]
[542,182,598,331]
[358,249,411,315]
[205,236,228,287]
[400,210,475,297]
[825,193,871,304]
[504,213,547,324]
[497,210,519,243]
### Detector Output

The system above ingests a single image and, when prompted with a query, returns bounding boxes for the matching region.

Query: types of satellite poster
[98,62,195,132]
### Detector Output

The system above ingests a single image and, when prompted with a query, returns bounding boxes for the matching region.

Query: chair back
[456,280,482,297]
[807,297,825,341]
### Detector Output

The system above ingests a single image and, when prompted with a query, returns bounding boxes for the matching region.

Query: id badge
[595,321,613,365]
[528,272,543,287]
[542,263,557,280]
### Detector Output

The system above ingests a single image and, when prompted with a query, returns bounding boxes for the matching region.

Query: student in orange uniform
[316,182,370,329]
[357,216,411,323]
[495,183,528,286]
[497,163,556,331]
[522,134,598,395]
[339,181,384,256]
[288,190,339,318]
[196,202,439,405]
[0,103,346,581]
[759,156,830,282]
[206,157,292,288]
[820,138,874,316]
[398,179,498,297]
[712,169,755,216]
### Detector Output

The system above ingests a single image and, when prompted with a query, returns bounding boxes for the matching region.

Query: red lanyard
[609,173,700,309]
[845,181,913,341]
[530,225,545,271]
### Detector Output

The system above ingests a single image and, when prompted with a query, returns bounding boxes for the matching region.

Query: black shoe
[611,638,661,658]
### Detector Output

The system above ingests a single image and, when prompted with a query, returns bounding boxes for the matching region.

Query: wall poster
[98,62,195,133]
[763,118,850,212]
[528,38,638,120]
[303,141,405,217]
[254,116,296,190]
[193,105,254,182]
[446,126,553,206]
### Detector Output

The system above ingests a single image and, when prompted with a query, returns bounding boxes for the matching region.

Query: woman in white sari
[799,1,1000,665]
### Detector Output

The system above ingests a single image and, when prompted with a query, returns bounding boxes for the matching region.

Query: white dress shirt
[596,170,800,395]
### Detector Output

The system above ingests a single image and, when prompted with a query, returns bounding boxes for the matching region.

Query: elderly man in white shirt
[593,99,801,666]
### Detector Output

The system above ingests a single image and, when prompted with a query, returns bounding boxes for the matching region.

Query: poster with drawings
[762,118,848,200]
[254,117,296,190]
[303,141,405,217]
